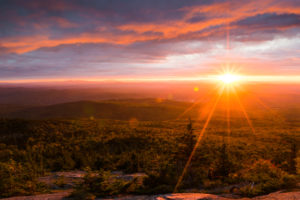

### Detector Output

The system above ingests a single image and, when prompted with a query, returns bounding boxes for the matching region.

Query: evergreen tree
[289,142,297,174]
[219,143,230,179]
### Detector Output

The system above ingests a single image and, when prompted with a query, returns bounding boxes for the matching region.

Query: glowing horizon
[0,75,299,84]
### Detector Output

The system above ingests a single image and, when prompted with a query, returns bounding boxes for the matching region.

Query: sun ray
[226,22,230,51]
[176,84,224,120]
[226,86,231,144]
[173,86,224,192]
[233,88,256,135]
[245,92,286,125]
[176,96,206,120]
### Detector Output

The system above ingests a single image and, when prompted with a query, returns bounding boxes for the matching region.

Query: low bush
[233,159,297,197]
[0,160,49,198]
[70,170,141,198]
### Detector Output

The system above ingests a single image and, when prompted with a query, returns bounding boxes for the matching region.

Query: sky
[0,0,300,82]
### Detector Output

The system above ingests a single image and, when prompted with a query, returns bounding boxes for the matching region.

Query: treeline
[0,118,299,198]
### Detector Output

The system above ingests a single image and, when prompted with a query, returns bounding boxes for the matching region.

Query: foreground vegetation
[0,112,299,198]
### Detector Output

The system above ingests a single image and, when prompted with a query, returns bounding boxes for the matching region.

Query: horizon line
[0,75,300,84]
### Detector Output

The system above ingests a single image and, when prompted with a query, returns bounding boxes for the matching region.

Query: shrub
[70,170,138,198]
[54,175,67,188]
[140,165,177,194]
[234,159,297,197]
[0,160,49,197]
[296,156,300,175]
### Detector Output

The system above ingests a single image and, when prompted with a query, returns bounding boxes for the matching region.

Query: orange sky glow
[0,75,299,84]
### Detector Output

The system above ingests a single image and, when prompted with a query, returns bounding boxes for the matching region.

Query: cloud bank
[0,0,299,79]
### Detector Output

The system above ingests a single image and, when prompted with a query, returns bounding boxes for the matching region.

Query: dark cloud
[0,46,9,54]
[236,13,300,29]
[187,15,207,23]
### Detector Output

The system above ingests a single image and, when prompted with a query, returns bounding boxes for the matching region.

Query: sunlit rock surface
[3,191,300,200]
[103,192,300,200]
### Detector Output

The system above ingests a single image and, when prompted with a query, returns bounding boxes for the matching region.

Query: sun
[218,73,241,84]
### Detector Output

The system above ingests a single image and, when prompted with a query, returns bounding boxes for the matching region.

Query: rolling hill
[1,99,198,121]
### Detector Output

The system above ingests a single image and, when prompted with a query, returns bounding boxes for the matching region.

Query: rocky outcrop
[102,191,300,200]
[2,191,300,200]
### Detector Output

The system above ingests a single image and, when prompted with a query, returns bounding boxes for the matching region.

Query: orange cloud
[0,0,299,54]
[1,32,161,54]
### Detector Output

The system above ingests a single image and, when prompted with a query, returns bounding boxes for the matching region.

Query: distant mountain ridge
[0,99,196,121]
